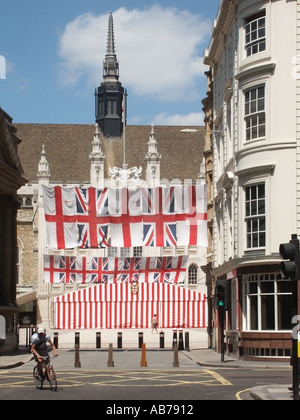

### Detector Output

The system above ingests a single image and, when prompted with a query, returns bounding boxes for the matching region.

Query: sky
[0,0,221,126]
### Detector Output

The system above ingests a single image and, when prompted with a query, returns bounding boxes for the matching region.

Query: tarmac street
[0,328,296,400]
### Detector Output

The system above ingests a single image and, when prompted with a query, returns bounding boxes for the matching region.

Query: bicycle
[33,356,57,391]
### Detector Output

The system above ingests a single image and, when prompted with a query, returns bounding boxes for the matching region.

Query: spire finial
[103,12,119,81]
[144,125,162,187]
[37,144,50,179]
[107,12,116,55]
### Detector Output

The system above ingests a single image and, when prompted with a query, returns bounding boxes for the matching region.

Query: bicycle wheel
[46,365,57,391]
[33,366,43,390]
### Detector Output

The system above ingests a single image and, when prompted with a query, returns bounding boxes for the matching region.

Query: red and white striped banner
[52,283,207,330]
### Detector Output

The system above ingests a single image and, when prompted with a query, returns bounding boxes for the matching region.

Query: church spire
[103,12,119,83]
[107,12,116,55]
[95,12,125,138]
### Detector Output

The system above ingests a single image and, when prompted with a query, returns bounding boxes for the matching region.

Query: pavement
[0,328,296,400]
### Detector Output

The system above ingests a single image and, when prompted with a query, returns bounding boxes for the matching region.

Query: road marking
[236,388,251,400]
[207,370,232,386]
[0,369,233,389]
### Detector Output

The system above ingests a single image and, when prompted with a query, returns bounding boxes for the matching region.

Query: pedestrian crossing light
[279,234,300,281]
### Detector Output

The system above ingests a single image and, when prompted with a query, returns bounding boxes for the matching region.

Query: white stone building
[203,0,299,359]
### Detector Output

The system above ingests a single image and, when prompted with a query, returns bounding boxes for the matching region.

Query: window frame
[245,183,266,250]
[245,11,266,58]
[244,273,292,332]
[244,85,266,141]
[188,264,198,286]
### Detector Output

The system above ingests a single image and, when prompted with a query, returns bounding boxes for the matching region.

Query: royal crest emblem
[131,281,139,294]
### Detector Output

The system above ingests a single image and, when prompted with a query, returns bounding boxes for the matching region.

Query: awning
[52,283,207,330]
[17,290,37,306]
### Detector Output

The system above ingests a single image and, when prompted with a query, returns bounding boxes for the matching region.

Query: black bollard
[160,331,165,349]
[117,332,122,349]
[138,332,143,349]
[172,329,178,348]
[75,332,80,347]
[74,332,81,368]
[96,332,101,349]
[173,343,179,367]
[185,332,190,351]
[74,344,81,368]
[53,332,59,349]
[107,343,115,367]
[178,329,184,351]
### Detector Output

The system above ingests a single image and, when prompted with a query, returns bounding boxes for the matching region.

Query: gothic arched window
[188,264,198,286]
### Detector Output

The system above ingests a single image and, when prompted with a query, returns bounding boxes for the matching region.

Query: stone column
[0,195,19,306]
[0,194,20,353]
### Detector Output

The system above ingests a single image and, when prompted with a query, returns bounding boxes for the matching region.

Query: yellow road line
[204,369,232,386]
[236,388,251,400]
[0,369,233,389]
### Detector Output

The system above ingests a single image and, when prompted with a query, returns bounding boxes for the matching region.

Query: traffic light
[216,279,228,310]
[279,234,300,280]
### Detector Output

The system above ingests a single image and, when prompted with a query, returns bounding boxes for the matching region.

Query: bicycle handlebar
[38,355,57,362]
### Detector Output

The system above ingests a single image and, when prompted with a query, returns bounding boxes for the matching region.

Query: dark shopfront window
[246,273,292,331]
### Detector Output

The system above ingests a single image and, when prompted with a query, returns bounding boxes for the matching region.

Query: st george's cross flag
[42,185,208,249]
[108,188,143,247]
[75,187,109,248]
[175,183,208,247]
[42,185,77,250]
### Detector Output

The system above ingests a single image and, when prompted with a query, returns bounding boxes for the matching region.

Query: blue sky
[0,0,220,125]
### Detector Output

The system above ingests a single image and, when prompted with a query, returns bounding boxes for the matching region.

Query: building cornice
[235,63,276,81]
[235,141,295,162]
[235,164,275,179]
[211,255,281,278]
[204,0,240,66]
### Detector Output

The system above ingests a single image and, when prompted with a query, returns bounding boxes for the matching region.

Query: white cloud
[152,112,204,126]
[58,5,211,103]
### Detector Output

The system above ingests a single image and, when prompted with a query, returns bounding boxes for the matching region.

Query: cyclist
[30,327,58,379]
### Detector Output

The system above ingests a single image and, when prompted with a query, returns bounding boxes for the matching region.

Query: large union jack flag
[76,187,109,248]
[142,187,177,247]
[44,255,83,283]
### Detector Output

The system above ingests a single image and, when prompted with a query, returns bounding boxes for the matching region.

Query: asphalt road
[0,365,291,402]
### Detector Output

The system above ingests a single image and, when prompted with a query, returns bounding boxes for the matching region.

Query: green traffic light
[218,301,224,307]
